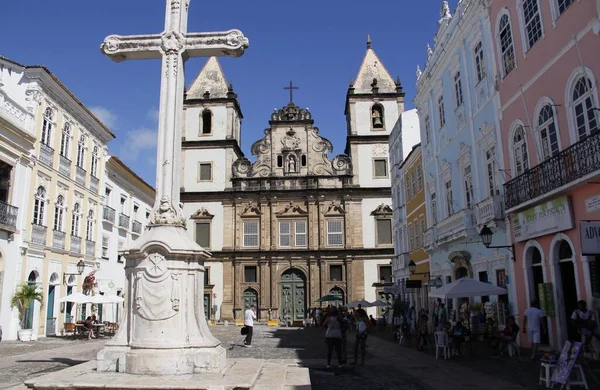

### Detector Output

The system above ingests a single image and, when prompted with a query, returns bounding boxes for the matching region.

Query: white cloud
[90,106,118,129]
[147,107,159,122]
[119,128,157,162]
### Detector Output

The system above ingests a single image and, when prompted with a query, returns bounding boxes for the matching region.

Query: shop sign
[513,196,574,242]
[538,283,555,317]
[581,221,600,256]
[585,195,600,214]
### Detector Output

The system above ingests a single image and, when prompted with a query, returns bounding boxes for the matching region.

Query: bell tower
[345,35,405,188]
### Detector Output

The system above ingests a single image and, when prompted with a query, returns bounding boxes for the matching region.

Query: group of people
[322,305,372,368]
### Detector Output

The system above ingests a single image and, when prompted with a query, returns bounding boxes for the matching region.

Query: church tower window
[326,219,344,247]
[201,109,212,135]
[277,155,283,168]
[371,104,384,129]
[301,154,307,167]
[198,162,213,182]
[373,158,388,178]
[243,220,259,247]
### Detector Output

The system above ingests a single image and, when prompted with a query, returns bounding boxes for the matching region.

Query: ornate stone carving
[370,203,393,216]
[276,201,308,216]
[271,103,312,122]
[416,65,422,81]
[426,44,433,59]
[232,157,252,178]
[324,202,345,216]
[240,203,262,217]
[372,144,388,157]
[149,196,186,227]
[161,31,184,54]
[170,0,180,11]
[133,252,180,321]
[282,129,300,150]
[191,207,214,219]
[332,155,352,175]
[440,1,452,19]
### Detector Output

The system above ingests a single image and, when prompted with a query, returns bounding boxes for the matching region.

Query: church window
[454,71,464,107]
[195,222,211,249]
[521,0,543,50]
[60,123,71,158]
[76,134,86,168]
[326,219,343,247]
[279,221,291,247]
[243,220,259,247]
[438,95,446,127]
[198,162,213,181]
[474,41,486,83]
[201,109,212,135]
[295,220,307,246]
[41,107,54,146]
[301,154,307,167]
[278,220,307,247]
[379,265,392,283]
[330,265,343,281]
[373,158,388,179]
[244,266,257,283]
[371,104,384,129]
[498,14,516,76]
[445,179,454,216]
[33,186,46,225]
[375,218,392,246]
[53,195,65,232]
[277,155,283,168]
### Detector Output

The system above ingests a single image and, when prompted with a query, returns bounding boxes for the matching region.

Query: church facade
[180,41,404,322]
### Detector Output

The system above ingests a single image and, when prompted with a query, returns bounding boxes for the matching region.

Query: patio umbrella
[347,299,371,308]
[58,292,92,304]
[369,300,389,307]
[90,294,124,304]
[429,277,507,299]
[315,294,340,303]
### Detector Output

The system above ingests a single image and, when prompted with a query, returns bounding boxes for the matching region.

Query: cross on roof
[283,81,299,104]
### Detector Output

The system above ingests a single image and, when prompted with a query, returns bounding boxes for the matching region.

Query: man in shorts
[523,300,544,360]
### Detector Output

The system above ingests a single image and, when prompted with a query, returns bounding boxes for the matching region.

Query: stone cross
[101,0,249,227]
[283,80,299,104]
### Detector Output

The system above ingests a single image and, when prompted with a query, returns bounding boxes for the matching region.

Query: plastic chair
[63,322,75,337]
[434,331,450,360]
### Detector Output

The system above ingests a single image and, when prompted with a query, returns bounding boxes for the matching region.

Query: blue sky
[1,0,444,186]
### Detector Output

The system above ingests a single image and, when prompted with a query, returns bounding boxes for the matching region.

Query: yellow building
[20,66,114,339]
[401,144,430,307]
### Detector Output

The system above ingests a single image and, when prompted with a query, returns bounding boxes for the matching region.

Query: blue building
[413,0,517,324]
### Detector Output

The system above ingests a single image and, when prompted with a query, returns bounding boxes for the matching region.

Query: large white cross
[101,0,249,227]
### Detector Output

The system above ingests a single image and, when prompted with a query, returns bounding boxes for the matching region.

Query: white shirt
[524,307,543,330]
[244,309,256,326]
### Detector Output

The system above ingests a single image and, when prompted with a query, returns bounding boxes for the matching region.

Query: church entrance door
[280,269,306,325]
[243,288,258,319]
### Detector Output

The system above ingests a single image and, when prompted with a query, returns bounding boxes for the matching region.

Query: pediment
[370,203,393,216]
[324,202,345,216]
[276,201,308,216]
[240,203,262,217]
[191,207,214,220]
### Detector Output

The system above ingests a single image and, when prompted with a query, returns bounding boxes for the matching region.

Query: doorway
[557,240,578,341]
[243,288,258,319]
[530,247,549,345]
[279,268,306,324]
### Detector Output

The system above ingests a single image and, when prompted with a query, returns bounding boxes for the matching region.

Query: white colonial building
[0,56,36,340]
[95,156,154,324]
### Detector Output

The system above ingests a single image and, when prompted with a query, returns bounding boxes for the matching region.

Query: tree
[10,283,44,329]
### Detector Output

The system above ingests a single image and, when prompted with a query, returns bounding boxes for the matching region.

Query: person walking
[244,305,256,348]
[523,300,544,360]
[352,310,369,365]
[323,306,343,368]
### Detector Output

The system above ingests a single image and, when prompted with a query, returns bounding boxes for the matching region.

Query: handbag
[241,326,248,335]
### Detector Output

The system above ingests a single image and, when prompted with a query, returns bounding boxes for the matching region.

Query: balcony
[103,205,116,223]
[70,235,81,253]
[39,143,54,167]
[52,230,66,250]
[31,223,47,245]
[505,131,600,210]
[85,240,95,256]
[0,200,18,232]
[436,209,477,244]
[0,93,35,135]
[118,213,130,229]
[90,176,99,194]
[394,253,410,269]
[476,195,504,226]
[423,228,436,252]
[132,220,142,234]
[75,166,86,186]
[58,155,71,177]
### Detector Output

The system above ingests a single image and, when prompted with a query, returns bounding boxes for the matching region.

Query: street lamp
[408,260,442,287]
[63,259,86,285]
[479,225,516,262]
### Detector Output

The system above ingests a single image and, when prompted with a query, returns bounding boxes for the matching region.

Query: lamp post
[63,259,86,285]
[408,260,443,288]
[479,225,516,262]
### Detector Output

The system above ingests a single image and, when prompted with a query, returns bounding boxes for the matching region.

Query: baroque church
[180,39,404,323]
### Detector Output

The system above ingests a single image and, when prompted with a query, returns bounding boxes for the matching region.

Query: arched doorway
[280,268,306,324]
[26,271,39,330]
[556,240,578,341]
[527,245,549,345]
[329,287,344,307]
[46,273,59,335]
[243,288,258,319]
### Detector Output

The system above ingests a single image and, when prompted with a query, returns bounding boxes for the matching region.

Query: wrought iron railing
[70,235,81,253]
[31,223,47,245]
[90,176,99,194]
[103,205,116,223]
[39,143,54,167]
[132,220,142,234]
[0,200,18,231]
[59,155,71,177]
[85,240,95,256]
[119,213,130,229]
[52,229,66,250]
[75,166,86,186]
[505,131,600,209]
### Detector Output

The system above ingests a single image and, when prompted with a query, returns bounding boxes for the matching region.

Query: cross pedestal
[95,0,249,375]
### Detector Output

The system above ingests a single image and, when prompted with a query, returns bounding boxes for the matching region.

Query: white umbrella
[347,299,372,308]
[58,292,92,304]
[369,300,389,307]
[429,277,507,299]
[90,294,124,304]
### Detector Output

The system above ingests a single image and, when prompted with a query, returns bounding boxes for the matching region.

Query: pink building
[488,0,600,349]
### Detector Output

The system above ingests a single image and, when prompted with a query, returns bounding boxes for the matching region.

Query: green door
[243,288,258,318]
[280,269,306,323]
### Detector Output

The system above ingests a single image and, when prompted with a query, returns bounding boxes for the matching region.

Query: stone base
[97,345,226,375]
[23,358,311,390]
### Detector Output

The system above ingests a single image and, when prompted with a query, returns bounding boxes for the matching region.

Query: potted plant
[10,283,43,342]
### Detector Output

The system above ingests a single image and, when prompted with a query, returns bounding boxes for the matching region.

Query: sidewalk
[365,327,600,389]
